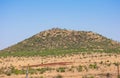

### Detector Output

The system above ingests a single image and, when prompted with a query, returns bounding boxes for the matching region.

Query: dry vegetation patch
[0,53,120,78]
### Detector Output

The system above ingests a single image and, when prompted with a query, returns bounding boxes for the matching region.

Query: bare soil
[0,53,120,78]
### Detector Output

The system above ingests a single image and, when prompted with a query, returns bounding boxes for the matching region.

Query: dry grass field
[0,53,120,78]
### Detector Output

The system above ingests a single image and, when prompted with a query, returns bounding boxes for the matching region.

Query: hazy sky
[0,0,120,50]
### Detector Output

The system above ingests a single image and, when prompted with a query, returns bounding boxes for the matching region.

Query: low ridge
[0,28,120,56]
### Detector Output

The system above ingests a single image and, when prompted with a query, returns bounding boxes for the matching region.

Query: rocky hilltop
[0,28,120,56]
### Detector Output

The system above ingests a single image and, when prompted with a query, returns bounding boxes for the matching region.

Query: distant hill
[0,28,120,56]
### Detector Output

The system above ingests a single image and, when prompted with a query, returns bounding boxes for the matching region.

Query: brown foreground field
[0,53,120,78]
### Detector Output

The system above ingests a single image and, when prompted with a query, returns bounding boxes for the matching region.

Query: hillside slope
[0,28,120,56]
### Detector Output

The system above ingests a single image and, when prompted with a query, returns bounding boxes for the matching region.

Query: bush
[5,71,11,76]
[77,65,83,72]
[53,74,63,78]
[56,67,66,72]
[89,63,98,69]
[37,67,52,74]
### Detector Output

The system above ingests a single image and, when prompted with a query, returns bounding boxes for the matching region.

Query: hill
[0,28,120,56]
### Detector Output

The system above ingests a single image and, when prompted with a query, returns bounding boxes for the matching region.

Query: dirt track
[23,62,73,67]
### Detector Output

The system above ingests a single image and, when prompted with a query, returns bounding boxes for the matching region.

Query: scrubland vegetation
[0,28,120,78]
[0,53,120,78]
[0,28,120,57]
